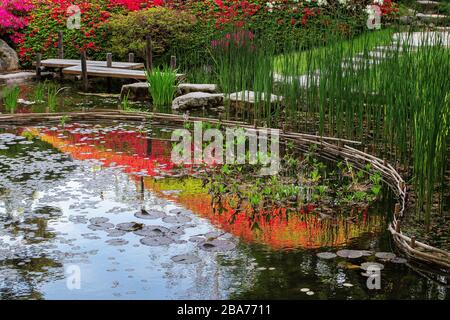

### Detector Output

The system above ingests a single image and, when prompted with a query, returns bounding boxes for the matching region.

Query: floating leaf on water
[106,229,127,237]
[163,215,192,224]
[361,250,374,257]
[171,254,201,264]
[347,251,363,259]
[88,222,114,231]
[134,209,166,220]
[360,262,384,271]
[140,236,174,246]
[343,283,354,287]
[106,239,129,246]
[337,249,363,259]
[134,225,169,237]
[317,252,337,259]
[391,257,407,264]
[89,217,109,224]
[375,252,396,261]
[198,239,236,252]
[116,222,144,232]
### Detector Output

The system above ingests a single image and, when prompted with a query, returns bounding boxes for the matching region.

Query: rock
[172,92,224,111]
[0,72,35,83]
[0,39,19,72]
[178,83,218,95]
[393,31,450,48]
[120,82,150,102]
[228,90,283,108]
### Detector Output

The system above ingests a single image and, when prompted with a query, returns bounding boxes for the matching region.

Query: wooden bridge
[34,33,179,91]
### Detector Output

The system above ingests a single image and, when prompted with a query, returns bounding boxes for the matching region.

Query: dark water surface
[0,119,448,300]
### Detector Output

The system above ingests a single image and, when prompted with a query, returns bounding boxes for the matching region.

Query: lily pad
[134,225,169,237]
[106,239,129,246]
[171,254,201,264]
[106,229,127,237]
[337,249,363,259]
[375,252,396,261]
[198,239,236,252]
[317,252,337,259]
[360,262,384,271]
[88,222,114,231]
[163,215,192,224]
[116,222,144,232]
[391,257,407,264]
[134,209,166,220]
[140,236,174,246]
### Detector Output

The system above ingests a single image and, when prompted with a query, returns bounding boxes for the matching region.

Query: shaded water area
[0,119,448,300]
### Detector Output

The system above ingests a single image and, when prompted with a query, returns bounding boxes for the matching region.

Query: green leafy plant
[145,65,178,107]
[2,86,20,114]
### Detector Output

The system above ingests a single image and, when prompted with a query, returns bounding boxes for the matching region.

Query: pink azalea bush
[0,0,34,43]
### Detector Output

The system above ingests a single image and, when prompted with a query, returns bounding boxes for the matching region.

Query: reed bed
[182,26,449,232]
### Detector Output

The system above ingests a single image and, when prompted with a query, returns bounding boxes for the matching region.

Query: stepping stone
[416,1,440,12]
[178,83,218,95]
[393,31,450,48]
[0,72,35,82]
[228,90,283,108]
[120,82,149,102]
[273,73,320,88]
[415,13,448,22]
[172,92,224,111]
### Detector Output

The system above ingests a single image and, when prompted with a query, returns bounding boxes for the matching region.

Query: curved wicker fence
[1,110,449,270]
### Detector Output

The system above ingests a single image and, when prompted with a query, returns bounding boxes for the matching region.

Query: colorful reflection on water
[0,122,447,300]
[31,123,382,250]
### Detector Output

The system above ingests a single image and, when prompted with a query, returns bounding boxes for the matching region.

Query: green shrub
[106,8,204,66]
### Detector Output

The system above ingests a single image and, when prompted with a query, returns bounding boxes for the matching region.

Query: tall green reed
[145,65,178,108]
[2,86,20,114]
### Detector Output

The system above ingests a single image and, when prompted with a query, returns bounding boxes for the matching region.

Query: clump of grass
[121,90,131,110]
[2,86,21,114]
[33,82,45,103]
[145,65,178,108]
[46,83,66,113]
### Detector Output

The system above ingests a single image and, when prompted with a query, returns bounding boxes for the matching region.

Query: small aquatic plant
[33,82,45,103]
[145,65,178,108]
[46,83,66,113]
[2,85,20,114]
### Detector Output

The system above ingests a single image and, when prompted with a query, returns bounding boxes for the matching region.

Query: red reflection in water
[28,125,382,249]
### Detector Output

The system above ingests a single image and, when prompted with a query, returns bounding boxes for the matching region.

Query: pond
[0,119,447,300]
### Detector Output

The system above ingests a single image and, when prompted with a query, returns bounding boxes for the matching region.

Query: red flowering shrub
[14,0,398,67]
[0,0,34,44]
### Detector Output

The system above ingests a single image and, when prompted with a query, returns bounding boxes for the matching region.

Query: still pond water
[0,81,448,300]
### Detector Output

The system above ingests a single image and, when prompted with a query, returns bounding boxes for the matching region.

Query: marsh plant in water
[191,27,449,231]
[2,85,20,114]
[145,65,178,108]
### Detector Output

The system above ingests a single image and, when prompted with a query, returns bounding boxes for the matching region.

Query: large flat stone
[0,72,35,83]
[228,90,283,105]
[393,31,450,47]
[120,82,150,101]
[172,92,224,111]
[178,83,218,95]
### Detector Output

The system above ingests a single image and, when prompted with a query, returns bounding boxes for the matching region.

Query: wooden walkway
[38,58,144,70]
[62,65,185,81]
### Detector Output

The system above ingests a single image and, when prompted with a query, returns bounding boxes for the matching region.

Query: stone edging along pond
[1,110,449,270]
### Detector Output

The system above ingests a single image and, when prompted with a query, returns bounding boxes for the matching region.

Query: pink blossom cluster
[0,0,33,34]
